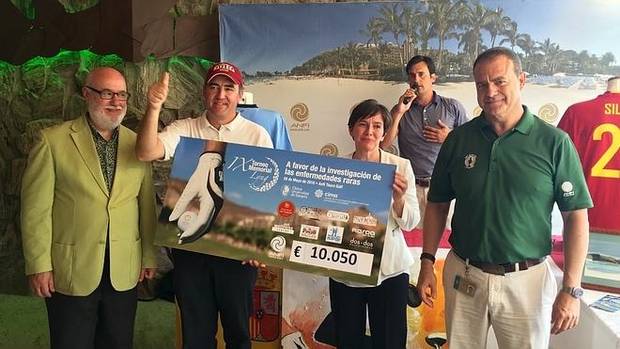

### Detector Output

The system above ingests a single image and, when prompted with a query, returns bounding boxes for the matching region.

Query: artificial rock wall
[0,50,212,294]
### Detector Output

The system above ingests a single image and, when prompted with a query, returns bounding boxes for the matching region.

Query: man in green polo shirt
[416,47,592,348]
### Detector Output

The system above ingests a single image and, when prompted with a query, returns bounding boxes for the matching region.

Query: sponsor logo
[314,189,324,198]
[281,185,290,196]
[269,236,286,253]
[212,62,237,73]
[271,223,294,235]
[538,103,559,124]
[227,156,280,192]
[561,181,575,197]
[299,224,320,240]
[351,227,376,238]
[319,143,339,156]
[325,225,344,244]
[352,215,377,227]
[290,103,310,122]
[277,201,295,217]
[349,237,374,250]
[324,192,339,200]
[327,210,349,223]
[290,103,310,131]
[298,206,320,220]
[464,154,477,169]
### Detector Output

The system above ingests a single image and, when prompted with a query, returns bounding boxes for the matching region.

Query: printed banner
[154,137,395,285]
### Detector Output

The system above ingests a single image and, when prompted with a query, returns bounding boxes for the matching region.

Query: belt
[415,177,431,187]
[455,251,546,276]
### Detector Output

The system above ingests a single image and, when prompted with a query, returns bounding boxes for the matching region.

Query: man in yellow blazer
[20,67,157,349]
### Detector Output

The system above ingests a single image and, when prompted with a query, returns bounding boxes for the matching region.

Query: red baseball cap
[205,62,244,86]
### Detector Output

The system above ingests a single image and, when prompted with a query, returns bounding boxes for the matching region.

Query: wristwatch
[561,286,584,299]
[420,252,436,264]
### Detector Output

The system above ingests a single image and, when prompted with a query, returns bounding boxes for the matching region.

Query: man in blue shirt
[237,92,293,151]
[381,55,467,229]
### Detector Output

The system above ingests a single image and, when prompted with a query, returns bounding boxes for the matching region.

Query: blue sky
[220,0,620,74]
[170,137,206,180]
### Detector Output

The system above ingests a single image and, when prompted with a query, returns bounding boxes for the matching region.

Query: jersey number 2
[591,123,620,178]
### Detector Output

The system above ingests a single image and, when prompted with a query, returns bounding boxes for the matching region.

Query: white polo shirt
[159,111,274,160]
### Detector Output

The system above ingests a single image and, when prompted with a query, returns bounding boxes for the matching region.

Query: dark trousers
[172,249,257,349]
[329,273,409,349]
[45,253,137,349]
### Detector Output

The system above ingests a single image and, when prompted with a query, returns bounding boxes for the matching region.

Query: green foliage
[10,0,100,19]
[196,57,214,71]
[58,0,99,14]
[9,0,35,20]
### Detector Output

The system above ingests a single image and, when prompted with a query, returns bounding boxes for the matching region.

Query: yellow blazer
[21,116,157,296]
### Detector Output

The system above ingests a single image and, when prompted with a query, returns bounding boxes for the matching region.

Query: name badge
[453,275,477,297]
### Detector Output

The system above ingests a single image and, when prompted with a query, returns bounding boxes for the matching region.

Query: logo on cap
[206,62,244,86]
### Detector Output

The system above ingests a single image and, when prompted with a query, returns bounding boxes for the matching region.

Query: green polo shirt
[428,106,592,263]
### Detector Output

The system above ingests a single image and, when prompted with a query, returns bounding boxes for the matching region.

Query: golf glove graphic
[169,152,224,244]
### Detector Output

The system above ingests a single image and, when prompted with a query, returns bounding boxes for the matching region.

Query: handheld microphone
[403,85,419,104]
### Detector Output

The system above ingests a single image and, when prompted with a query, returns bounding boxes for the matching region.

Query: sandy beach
[246,77,605,154]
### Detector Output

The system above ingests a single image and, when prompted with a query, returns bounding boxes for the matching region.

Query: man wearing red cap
[137,62,273,349]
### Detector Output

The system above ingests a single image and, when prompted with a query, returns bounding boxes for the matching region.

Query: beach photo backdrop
[221,0,618,155]
[220,1,619,348]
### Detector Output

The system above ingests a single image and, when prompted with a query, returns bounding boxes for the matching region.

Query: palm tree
[428,0,464,73]
[484,7,512,48]
[601,52,616,68]
[527,53,545,74]
[360,17,383,49]
[360,17,384,67]
[577,50,592,72]
[589,53,601,74]
[559,50,579,74]
[516,33,536,72]
[401,6,420,61]
[343,42,359,74]
[537,38,561,74]
[458,1,494,67]
[499,20,519,50]
[377,3,405,67]
[416,15,434,55]
[458,30,485,68]
[515,33,534,56]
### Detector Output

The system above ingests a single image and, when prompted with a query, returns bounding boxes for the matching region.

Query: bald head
[85,67,126,89]
[83,67,128,138]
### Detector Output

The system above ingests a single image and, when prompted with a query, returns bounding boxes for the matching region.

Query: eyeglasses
[85,86,130,101]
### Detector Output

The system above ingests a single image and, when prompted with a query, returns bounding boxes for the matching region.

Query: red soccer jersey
[557,92,620,233]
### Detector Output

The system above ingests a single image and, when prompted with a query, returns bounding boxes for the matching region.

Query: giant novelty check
[155,137,395,285]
